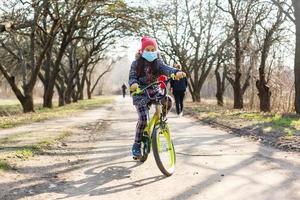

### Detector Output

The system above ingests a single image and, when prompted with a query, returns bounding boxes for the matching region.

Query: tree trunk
[0,64,35,113]
[55,78,65,107]
[189,77,202,102]
[86,77,92,99]
[74,73,81,101]
[79,88,84,100]
[294,1,300,113]
[65,90,72,104]
[43,91,54,108]
[21,95,35,113]
[233,81,243,109]
[72,90,78,103]
[233,91,243,109]
[249,75,255,110]
[191,88,201,102]
[78,65,88,100]
[195,92,201,102]
[233,67,243,109]
[87,89,92,99]
[215,67,223,106]
[233,20,244,109]
[43,30,72,108]
[78,80,84,100]
[216,91,224,106]
[87,91,92,99]
[256,45,271,112]
[42,54,52,108]
[215,62,226,106]
[58,90,65,107]
[256,80,271,112]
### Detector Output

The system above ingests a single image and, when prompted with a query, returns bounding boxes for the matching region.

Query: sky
[0,0,296,70]
[117,37,140,61]
[122,0,296,69]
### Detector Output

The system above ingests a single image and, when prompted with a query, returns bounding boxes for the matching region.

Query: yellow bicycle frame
[143,105,175,167]
[144,105,161,137]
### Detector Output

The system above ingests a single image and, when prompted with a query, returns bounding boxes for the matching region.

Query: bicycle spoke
[153,127,176,176]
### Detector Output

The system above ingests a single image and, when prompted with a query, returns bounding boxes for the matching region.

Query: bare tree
[255,6,285,112]
[0,1,59,112]
[86,59,115,99]
[270,0,300,114]
[217,0,267,109]
[294,1,300,113]
[42,0,90,108]
[39,0,142,106]
[144,0,231,102]
[215,48,230,106]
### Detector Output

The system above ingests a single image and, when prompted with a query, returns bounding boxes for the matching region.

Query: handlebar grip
[170,73,176,80]
[131,87,142,96]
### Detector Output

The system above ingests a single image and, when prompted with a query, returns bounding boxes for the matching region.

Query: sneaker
[179,111,183,117]
[132,143,141,158]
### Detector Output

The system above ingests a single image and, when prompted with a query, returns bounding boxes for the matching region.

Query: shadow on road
[2,97,300,200]
[167,116,300,200]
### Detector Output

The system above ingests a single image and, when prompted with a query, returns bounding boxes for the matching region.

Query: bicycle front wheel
[152,126,176,176]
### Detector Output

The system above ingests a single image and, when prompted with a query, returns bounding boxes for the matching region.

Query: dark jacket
[171,77,188,92]
[122,84,127,92]
[129,56,178,106]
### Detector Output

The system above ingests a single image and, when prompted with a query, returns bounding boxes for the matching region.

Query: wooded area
[0,0,141,112]
[0,0,298,114]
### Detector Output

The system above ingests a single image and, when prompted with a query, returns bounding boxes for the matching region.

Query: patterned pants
[134,104,149,144]
[134,96,172,144]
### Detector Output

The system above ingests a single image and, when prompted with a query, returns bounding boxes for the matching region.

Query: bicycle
[131,74,176,176]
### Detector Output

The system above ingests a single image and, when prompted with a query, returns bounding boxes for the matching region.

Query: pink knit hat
[141,36,158,52]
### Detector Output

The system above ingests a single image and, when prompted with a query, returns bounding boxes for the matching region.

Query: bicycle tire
[152,126,176,176]
[139,134,150,162]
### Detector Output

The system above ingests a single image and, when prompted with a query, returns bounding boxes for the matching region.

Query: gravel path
[1,96,300,200]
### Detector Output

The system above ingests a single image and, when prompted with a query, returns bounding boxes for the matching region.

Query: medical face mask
[142,51,158,62]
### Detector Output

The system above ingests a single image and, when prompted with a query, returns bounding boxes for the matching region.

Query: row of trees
[0,0,298,114]
[0,0,141,112]
[136,0,295,113]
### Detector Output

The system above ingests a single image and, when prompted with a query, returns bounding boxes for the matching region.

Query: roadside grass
[15,132,70,156]
[238,113,300,131]
[185,102,300,138]
[0,129,78,170]
[0,96,114,129]
[0,159,12,171]
[15,148,34,160]
[0,97,113,170]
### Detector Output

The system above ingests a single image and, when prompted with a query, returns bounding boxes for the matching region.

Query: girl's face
[144,45,156,52]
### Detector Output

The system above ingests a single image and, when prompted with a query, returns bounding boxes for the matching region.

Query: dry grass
[0,160,12,171]
[0,96,114,128]
[185,101,300,138]
[0,128,87,170]
[0,96,114,170]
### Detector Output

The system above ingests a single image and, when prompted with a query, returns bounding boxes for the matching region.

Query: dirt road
[1,96,300,200]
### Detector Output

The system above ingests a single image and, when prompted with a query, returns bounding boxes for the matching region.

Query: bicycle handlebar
[131,74,177,100]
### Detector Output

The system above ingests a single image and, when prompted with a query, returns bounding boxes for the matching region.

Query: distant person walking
[170,64,188,116]
[122,83,127,98]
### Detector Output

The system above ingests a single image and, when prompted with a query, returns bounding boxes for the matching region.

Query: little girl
[128,36,185,158]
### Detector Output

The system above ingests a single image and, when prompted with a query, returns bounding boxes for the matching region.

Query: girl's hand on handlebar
[175,71,186,80]
[130,83,139,92]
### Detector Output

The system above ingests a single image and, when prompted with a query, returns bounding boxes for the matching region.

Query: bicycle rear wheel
[152,126,176,176]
